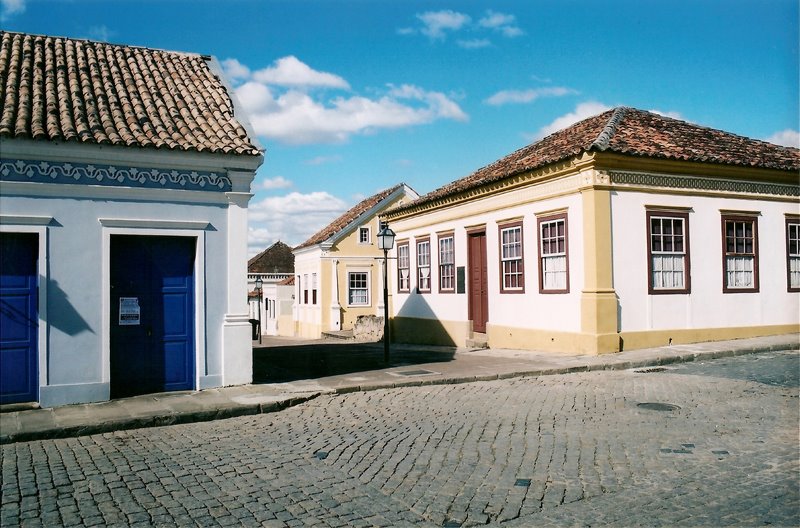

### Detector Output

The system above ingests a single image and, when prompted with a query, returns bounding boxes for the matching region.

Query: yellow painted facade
[293,187,416,338]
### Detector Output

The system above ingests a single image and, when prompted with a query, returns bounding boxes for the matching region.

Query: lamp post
[254,276,263,344]
[377,221,396,364]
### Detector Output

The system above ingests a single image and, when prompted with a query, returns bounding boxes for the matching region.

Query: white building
[384,107,799,355]
[0,32,263,406]
[247,241,294,337]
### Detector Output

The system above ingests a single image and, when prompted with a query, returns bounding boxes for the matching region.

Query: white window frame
[438,234,455,293]
[499,222,524,293]
[397,242,410,292]
[347,270,371,307]
[538,214,569,293]
[416,239,431,293]
[358,226,371,245]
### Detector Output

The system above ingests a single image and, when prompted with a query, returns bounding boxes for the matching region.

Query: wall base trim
[39,382,109,408]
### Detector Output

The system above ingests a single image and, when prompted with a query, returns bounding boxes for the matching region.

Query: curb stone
[1,338,797,444]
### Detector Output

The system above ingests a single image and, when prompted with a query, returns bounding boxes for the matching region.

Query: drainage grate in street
[634,367,668,373]
[393,369,437,377]
[637,402,681,411]
[443,521,462,528]
[514,478,531,487]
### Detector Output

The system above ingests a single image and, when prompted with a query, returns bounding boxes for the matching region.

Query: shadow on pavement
[252,339,456,383]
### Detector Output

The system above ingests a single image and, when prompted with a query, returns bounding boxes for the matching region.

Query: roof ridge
[590,106,629,151]
[0,30,206,59]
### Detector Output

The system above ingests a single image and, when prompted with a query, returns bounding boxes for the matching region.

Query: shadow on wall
[45,279,95,336]
[393,291,457,347]
[252,339,456,384]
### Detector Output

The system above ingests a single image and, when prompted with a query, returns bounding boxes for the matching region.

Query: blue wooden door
[0,233,39,404]
[110,236,195,398]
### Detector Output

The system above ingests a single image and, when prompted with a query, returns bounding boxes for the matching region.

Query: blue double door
[0,233,39,404]
[110,235,196,398]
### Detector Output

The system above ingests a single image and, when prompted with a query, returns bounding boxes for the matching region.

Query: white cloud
[485,87,576,106]
[478,10,523,37]
[649,109,684,120]
[458,39,491,49]
[417,10,471,40]
[237,82,467,145]
[88,25,114,42]
[255,176,293,191]
[1,0,25,20]
[222,58,251,81]
[531,101,612,140]
[248,191,348,251]
[304,155,343,165]
[765,129,800,148]
[229,56,467,145]
[252,56,349,89]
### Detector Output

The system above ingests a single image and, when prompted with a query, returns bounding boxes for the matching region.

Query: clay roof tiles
[0,31,261,156]
[295,184,405,250]
[395,107,800,212]
[248,241,295,274]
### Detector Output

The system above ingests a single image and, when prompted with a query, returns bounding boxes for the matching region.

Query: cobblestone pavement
[2,351,798,527]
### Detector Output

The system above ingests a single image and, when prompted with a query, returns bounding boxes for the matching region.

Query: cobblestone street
[2,351,798,527]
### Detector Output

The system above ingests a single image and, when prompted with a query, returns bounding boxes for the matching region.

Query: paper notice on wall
[119,297,141,326]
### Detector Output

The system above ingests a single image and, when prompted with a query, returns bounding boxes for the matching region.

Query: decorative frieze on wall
[0,158,232,192]
[609,170,799,197]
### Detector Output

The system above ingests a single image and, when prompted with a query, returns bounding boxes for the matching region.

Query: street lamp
[254,276,263,344]
[377,221,396,364]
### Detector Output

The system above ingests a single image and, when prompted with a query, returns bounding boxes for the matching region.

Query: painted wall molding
[0,158,232,192]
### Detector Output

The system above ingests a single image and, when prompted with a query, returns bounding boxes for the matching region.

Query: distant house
[247,241,294,336]
[293,184,419,338]
[0,31,263,406]
[384,107,799,354]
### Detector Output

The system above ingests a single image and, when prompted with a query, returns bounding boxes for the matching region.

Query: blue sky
[3,0,798,254]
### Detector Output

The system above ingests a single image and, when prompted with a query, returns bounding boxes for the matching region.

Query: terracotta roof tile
[248,241,295,273]
[396,107,800,212]
[295,184,405,250]
[0,31,261,156]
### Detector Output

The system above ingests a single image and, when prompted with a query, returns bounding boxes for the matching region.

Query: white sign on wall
[119,297,141,326]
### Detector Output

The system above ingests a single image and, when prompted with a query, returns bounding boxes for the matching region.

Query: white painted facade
[0,139,262,407]
[387,164,799,354]
[611,190,799,333]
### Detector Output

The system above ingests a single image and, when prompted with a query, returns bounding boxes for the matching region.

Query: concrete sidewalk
[1,333,797,444]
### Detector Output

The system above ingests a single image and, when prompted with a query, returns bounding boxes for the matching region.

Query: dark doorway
[110,235,195,398]
[467,231,488,333]
[0,232,39,404]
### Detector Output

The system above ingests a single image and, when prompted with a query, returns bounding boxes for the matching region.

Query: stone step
[466,333,489,349]
[321,329,354,340]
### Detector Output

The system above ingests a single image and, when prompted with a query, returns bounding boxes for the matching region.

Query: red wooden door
[467,231,488,333]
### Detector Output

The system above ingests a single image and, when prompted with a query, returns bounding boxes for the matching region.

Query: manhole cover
[637,402,680,411]
[394,369,436,376]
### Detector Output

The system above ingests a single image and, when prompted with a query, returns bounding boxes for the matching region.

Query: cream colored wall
[291,192,412,336]
[293,248,323,338]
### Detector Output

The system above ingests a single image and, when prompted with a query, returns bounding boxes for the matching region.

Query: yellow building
[292,184,418,338]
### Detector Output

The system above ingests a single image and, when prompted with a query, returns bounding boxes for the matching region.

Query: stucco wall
[0,190,233,406]
[390,188,585,342]
[611,190,800,333]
